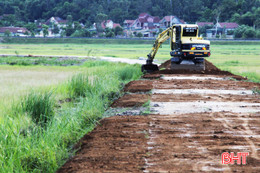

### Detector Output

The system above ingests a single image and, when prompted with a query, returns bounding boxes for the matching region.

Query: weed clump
[67,74,99,98]
[117,65,142,81]
[20,91,54,126]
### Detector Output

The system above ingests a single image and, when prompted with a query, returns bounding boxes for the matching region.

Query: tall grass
[0,61,142,172]
[20,91,55,126]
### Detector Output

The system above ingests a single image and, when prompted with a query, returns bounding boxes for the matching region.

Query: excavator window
[175,26,181,41]
[183,27,198,37]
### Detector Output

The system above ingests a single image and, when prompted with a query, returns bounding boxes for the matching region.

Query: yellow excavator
[141,24,211,72]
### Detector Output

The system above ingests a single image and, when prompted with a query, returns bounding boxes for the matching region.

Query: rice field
[1,42,259,82]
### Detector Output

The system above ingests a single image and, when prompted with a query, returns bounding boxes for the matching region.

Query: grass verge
[0,61,142,172]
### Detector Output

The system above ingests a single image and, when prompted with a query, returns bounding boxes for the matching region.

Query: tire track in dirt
[58,60,260,172]
[214,113,260,160]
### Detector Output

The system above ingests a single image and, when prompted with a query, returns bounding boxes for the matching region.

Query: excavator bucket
[141,64,159,73]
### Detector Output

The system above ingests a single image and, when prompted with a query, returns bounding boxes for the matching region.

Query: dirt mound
[124,80,153,93]
[157,60,247,80]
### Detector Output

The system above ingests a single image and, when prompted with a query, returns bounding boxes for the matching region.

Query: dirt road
[57,61,260,173]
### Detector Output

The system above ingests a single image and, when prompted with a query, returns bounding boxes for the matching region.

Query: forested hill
[0,0,259,27]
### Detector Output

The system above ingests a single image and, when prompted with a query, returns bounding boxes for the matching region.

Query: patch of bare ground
[57,116,149,173]
[112,94,150,107]
[124,80,153,93]
[58,60,260,172]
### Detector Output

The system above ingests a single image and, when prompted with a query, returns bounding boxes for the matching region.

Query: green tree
[42,24,49,37]
[24,31,30,36]
[106,31,115,38]
[71,30,84,37]
[74,21,82,30]
[136,32,143,38]
[4,30,11,37]
[256,30,260,39]
[52,24,60,34]
[95,13,107,33]
[66,15,73,24]
[243,28,256,38]
[65,24,75,36]
[25,23,37,33]
[84,29,91,37]
[114,26,123,36]
[253,7,260,29]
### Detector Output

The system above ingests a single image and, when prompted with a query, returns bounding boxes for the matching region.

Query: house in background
[0,27,29,36]
[123,13,160,37]
[91,20,121,31]
[45,17,68,28]
[123,20,135,29]
[217,22,239,34]
[206,22,239,38]
[130,13,160,30]
[160,16,185,29]
[196,22,214,28]
[101,20,121,29]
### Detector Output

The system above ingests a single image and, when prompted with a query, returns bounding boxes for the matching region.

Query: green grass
[19,91,55,126]
[2,37,156,44]
[208,44,260,82]
[0,61,142,172]
[0,56,85,66]
[1,41,259,82]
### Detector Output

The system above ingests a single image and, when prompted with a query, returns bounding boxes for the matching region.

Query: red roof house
[0,27,29,36]
[45,17,67,26]
[196,22,214,27]
[100,20,121,29]
[160,16,185,28]
[130,13,160,30]
[123,20,135,29]
[218,22,239,29]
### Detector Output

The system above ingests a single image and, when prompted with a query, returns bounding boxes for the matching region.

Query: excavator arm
[146,27,173,64]
[142,26,174,72]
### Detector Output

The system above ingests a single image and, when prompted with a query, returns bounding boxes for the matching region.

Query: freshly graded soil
[58,60,260,173]
[111,94,150,107]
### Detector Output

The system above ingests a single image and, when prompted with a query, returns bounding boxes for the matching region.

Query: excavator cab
[170,25,210,71]
[142,24,210,73]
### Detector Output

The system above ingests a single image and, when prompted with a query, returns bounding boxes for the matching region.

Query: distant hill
[0,0,259,29]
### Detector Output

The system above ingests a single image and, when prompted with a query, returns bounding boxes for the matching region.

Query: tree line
[0,0,260,38]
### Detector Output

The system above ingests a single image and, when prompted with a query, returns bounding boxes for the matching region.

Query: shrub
[234,25,257,38]
[234,25,248,38]
[117,65,142,81]
[227,30,234,35]
[67,74,89,98]
[137,32,143,38]
[106,31,115,38]
[67,73,101,98]
[243,28,256,38]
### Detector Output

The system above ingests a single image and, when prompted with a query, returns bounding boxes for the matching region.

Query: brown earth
[58,61,260,173]
[112,94,150,107]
